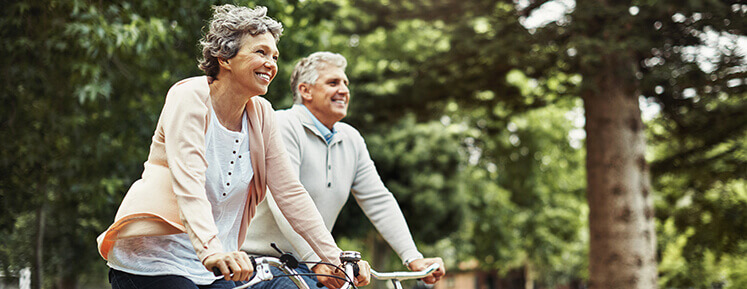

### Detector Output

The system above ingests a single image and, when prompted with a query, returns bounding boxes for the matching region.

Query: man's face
[301,65,350,129]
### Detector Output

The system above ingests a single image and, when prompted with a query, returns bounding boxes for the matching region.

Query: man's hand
[354,260,371,287]
[313,260,371,288]
[312,263,345,289]
[407,257,446,284]
[204,251,254,281]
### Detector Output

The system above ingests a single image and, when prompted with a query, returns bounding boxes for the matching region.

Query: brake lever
[270,243,299,269]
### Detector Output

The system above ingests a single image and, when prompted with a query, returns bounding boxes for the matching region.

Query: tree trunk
[34,204,46,289]
[367,230,391,289]
[583,61,658,289]
[524,262,534,289]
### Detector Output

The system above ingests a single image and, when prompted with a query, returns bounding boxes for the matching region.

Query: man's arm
[347,128,424,263]
[348,128,447,283]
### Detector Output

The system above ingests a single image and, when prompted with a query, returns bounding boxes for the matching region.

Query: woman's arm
[264,111,322,262]
[161,79,223,262]
[258,100,342,265]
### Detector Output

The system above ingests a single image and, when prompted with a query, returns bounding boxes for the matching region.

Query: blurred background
[0,0,744,288]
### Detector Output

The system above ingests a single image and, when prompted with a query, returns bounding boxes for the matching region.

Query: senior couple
[97,4,445,289]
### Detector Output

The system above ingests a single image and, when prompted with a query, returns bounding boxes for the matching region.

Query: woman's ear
[218,58,231,71]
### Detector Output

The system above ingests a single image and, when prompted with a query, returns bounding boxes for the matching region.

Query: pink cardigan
[97,76,341,265]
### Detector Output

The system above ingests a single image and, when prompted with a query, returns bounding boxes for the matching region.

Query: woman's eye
[273,55,278,62]
[256,49,266,55]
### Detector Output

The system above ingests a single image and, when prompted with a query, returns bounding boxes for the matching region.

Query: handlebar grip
[212,267,234,277]
[351,262,360,277]
[212,256,255,277]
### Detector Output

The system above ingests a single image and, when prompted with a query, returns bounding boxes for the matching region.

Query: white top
[108,110,252,285]
[242,105,423,264]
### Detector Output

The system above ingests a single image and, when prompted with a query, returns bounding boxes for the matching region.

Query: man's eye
[273,55,278,62]
[256,49,266,55]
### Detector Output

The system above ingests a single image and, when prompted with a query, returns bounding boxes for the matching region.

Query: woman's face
[227,32,279,96]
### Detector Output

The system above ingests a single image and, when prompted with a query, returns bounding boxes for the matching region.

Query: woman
[96,5,369,289]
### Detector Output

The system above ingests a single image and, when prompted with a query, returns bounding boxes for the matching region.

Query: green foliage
[2,0,744,287]
[334,116,469,243]
[458,99,588,286]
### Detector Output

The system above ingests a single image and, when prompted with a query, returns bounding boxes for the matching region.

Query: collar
[297,104,337,143]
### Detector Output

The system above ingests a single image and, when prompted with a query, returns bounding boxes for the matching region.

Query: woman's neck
[208,77,249,132]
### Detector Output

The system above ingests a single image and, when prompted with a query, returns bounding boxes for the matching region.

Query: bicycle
[214,246,440,289]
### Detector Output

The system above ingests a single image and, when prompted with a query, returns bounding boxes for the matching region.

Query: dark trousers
[109,268,244,289]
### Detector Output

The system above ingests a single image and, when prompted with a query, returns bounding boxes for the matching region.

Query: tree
[327,1,590,287]
[1,1,184,287]
[333,0,745,288]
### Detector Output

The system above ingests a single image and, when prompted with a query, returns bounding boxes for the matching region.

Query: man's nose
[338,83,350,94]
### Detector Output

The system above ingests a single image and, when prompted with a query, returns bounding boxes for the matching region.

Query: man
[242,52,446,288]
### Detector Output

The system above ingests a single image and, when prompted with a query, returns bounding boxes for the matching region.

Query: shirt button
[226,182,230,186]
[327,183,331,187]
[223,193,226,196]
[228,172,232,176]
[233,151,236,154]
[328,165,331,170]
[238,155,242,159]
[230,161,234,164]
[235,140,239,143]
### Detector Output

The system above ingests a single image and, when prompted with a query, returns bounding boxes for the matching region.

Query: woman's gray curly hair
[198,5,283,78]
[290,52,348,104]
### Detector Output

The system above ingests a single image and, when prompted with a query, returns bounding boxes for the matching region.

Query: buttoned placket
[325,136,341,189]
[326,144,332,188]
[224,138,242,196]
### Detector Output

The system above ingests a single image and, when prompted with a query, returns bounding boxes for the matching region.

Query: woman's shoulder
[251,96,273,108]
[247,96,276,117]
[166,76,210,104]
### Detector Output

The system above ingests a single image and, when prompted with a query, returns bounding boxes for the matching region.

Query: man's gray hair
[198,5,283,78]
[290,52,348,104]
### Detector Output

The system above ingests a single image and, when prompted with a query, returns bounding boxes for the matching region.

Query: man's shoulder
[335,122,365,142]
[274,107,306,135]
[335,121,357,133]
[275,107,300,123]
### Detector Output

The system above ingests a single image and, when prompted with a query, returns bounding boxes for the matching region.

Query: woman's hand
[407,257,446,284]
[312,260,371,288]
[204,251,254,281]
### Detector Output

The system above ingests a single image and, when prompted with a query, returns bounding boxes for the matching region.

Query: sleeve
[261,103,342,265]
[161,81,223,263]
[264,114,323,262]
[349,130,423,263]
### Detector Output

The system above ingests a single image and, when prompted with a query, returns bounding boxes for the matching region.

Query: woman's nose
[264,59,276,69]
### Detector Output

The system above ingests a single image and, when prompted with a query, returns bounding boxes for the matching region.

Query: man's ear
[299,83,313,102]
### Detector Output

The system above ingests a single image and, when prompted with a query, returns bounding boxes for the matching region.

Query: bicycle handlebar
[371,263,440,280]
[338,258,440,289]
[216,256,310,289]
[219,251,440,289]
